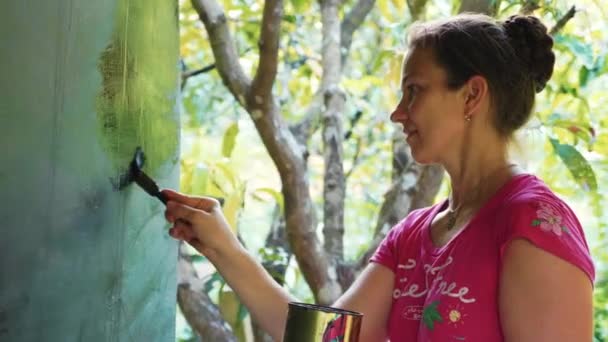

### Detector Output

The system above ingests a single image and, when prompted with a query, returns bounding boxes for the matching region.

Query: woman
[163,13,595,341]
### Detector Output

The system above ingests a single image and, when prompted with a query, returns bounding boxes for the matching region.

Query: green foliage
[222,122,240,158]
[177,0,608,340]
[550,138,597,191]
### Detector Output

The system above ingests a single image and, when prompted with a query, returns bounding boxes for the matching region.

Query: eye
[405,84,419,102]
[407,84,418,96]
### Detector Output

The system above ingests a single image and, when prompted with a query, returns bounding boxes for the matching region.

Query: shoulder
[495,174,595,284]
[497,174,581,236]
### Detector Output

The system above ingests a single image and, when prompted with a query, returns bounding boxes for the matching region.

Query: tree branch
[177,245,237,341]
[320,0,347,266]
[290,91,324,144]
[193,0,341,306]
[344,110,364,179]
[250,0,283,100]
[177,285,238,342]
[181,63,216,89]
[343,109,363,140]
[344,137,362,179]
[182,63,216,80]
[253,100,341,305]
[290,0,375,145]
[549,5,576,36]
[340,0,376,66]
[191,0,251,106]
[519,0,540,15]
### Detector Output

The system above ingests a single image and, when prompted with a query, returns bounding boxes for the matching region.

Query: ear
[462,75,489,119]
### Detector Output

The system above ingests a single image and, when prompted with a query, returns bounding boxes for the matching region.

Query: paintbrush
[121,147,224,206]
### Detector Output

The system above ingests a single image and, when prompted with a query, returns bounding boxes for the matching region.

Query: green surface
[0,1,180,341]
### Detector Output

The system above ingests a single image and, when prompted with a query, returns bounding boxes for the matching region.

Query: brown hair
[408,13,555,137]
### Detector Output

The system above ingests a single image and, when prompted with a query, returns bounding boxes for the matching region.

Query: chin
[410,148,438,165]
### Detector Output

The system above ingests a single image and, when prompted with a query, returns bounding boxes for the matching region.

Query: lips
[403,127,417,137]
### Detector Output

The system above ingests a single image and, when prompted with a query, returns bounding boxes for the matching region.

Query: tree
[177,0,608,340]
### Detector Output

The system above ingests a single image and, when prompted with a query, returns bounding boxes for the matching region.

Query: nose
[390,99,407,123]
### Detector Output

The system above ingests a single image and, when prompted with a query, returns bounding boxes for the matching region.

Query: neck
[439,105,522,211]
[443,141,516,210]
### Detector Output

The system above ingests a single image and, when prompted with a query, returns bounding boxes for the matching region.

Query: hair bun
[503,15,555,93]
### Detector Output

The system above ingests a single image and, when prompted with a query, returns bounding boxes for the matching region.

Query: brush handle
[155,189,223,206]
[156,191,168,205]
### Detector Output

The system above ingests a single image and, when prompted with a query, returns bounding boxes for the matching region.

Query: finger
[165,200,205,224]
[172,219,197,241]
[169,227,186,241]
[161,189,220,212]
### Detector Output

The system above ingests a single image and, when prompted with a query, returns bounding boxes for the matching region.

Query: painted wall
[0,1,180,341]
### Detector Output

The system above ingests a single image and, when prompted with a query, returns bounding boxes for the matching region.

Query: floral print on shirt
[422,301,443,330]
[532,202,569,236]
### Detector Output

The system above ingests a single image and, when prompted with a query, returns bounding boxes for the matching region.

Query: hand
[162,189,239,258]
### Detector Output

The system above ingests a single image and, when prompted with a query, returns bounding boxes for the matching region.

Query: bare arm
[333,263,395,341]
[163,190,296,341]
[499,239,593,341]
[209,245,296,341]
[164,189,395,341]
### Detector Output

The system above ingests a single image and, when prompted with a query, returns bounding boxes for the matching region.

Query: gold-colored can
[282,302,363,342]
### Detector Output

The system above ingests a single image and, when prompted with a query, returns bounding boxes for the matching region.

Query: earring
[465,114,472,122]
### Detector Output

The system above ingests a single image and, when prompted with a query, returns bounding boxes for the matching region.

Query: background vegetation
[175,0,608,340]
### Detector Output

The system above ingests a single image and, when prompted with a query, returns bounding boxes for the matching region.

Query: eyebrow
[401,73,418,87]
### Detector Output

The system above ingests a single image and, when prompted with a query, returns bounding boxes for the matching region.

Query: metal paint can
[282,302,363,342]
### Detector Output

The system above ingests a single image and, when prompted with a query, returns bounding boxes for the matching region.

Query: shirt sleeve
[369,222,402,271]
[369,209,425,272]
[498,198,595,284]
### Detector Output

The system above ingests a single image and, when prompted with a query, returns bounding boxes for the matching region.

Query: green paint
[97,0,179,174]
[1,0,179,340]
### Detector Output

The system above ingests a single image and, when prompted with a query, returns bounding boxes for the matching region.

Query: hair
[407,13,555,137]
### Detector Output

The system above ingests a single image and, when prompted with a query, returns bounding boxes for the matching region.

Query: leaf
[532,219,542,226]
[549,138,598,192]
[579,66,590,87]
[546,113,595,148]
[290,0,309,12]
[204,272,225,294]
[222,184,246,233]
[378,0,394,22]
[219,288,247,341]
[252,187,285,213]
[422,301,443,331]
[214,162,238,191]
[237,303,249,322]
[554,34,594,68]
[372,49,396,72]
[221,122,239,158]
[191,254,207,263]
[390,0,405,11]
[189,163,209,195]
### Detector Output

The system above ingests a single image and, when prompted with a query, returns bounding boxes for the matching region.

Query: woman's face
[390,47,468,164]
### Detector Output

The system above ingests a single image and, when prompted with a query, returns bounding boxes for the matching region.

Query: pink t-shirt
[370,174,595,341]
